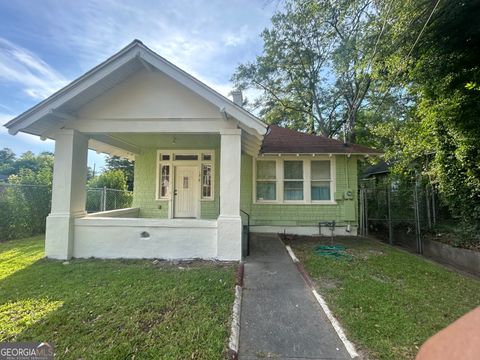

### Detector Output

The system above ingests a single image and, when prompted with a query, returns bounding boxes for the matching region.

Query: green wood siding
[132,138,358,225]
[131,135,220,219]
[132,149,168,218]
[240,154,358,226]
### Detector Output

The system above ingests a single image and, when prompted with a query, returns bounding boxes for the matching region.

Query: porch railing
[240,209,250,257]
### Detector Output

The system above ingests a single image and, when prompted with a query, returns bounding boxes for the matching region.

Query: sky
[0,0,277,169]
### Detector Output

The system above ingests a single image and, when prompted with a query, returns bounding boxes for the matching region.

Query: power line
[371,0,442,118]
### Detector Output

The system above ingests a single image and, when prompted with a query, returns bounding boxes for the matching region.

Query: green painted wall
[132,134,220,219]
[132,133,358,225]
[132,149,168,218]
[240,154,359,226]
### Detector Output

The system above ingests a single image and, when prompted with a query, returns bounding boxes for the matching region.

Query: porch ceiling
[88,132,261,159]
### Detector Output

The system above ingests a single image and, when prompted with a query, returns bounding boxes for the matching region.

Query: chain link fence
[359,179,437,253]
[86,187,133,213]
[0,183,133,240]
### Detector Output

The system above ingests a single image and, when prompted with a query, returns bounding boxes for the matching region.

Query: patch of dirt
[137,307,174,333]
[318,277,339,289]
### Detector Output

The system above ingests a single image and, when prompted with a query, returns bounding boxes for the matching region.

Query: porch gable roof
[4,40,267,139]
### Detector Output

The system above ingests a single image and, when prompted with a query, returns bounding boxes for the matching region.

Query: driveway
[239,233,351,360]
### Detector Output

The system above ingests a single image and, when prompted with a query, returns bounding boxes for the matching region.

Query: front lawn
[287,236,480,360]
[0,236,236,359]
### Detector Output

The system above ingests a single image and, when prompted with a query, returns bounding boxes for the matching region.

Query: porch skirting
[72,217,220,260]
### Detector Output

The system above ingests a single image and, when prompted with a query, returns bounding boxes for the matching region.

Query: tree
[376,0,480,224]
[232,0,386,140]
[0,148,16,176]
[104,156,134,190]
[87,170,132,212]
[0,151,53,240]
[88,170,128,190]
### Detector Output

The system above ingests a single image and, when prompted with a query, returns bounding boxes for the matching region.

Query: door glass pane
[311,160,330,179]
[159,165,170,197]
[284,161,303,179]
[311,181,330,200]
[256,182,276,200]
[202,164,212,198]
[284,181,304,200]
[174,154,199,160]
[257,161,276,180]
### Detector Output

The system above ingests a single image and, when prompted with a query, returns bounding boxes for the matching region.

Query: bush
[86,170,132,212]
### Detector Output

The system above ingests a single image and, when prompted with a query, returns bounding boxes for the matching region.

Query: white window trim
[254,159,279,203]
[156,150,215,202]
[253,155,337,205]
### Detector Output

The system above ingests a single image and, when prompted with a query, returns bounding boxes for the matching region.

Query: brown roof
[261,125,382,155]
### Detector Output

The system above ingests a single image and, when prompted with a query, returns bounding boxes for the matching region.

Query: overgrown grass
[288,236,480,360]
[0,236,236,359]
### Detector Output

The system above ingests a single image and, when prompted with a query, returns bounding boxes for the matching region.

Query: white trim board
[253,155,337,205]
[155,149,215,219]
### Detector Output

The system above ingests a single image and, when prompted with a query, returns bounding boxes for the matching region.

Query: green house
[4,40,380,261]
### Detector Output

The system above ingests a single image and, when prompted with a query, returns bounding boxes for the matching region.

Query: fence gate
[359,180,437,254]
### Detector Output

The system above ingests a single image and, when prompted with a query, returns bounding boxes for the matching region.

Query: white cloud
[0,38,68,99]
[1,0,275,118]
[222,25,251,47]
[28,0,274,94]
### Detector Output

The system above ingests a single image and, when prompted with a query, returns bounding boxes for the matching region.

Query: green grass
[0,236,236,359]
[288,236,480,360]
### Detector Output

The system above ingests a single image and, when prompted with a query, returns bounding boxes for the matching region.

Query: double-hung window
[255,157,335,203]
[311,160,331,201]
[256,160,276,201]
[283,161,304,201]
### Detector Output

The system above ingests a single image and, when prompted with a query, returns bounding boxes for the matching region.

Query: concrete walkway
[239,233,351,360]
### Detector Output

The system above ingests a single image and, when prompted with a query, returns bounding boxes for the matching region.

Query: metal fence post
[387,187,393,245]
[359,188,364,236]
[413,177,422,254]
[365,189,369,237]
[431,186,437,226]
[102,186,107,212]
[425,184,432,229]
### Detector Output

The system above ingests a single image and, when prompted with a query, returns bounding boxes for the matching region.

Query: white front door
[174,166,198,218]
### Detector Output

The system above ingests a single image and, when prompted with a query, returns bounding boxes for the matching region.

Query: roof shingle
[261,125,381,155]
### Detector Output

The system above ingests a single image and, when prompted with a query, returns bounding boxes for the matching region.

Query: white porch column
[45,129,89,259]
[217,128,242,260]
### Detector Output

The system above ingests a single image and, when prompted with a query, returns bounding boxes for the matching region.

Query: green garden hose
[314,245,353,260]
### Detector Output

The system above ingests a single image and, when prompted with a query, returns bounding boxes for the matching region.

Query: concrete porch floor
[239,233,351,360]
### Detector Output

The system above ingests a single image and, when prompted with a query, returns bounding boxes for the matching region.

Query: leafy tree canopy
[232,0,391,141]
[374,0,480,222]
[104,156,134,191]
[88,169,128,191]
